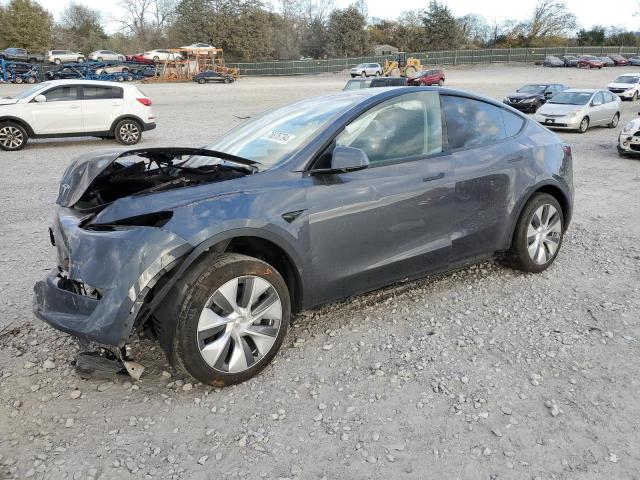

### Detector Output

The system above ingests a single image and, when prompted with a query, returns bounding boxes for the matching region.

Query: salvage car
[607,73,640,100]
[193,70,235,84]
[0,80,155,150]
[543,56,564,67]
[617,113,640,156]
[33,87,574,386]
[534,89,620,133]
[577,55,603,69]
[503,83,568,113]
[407,69,445,86]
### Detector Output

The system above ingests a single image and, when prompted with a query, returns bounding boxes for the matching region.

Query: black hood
[508,92,543,100]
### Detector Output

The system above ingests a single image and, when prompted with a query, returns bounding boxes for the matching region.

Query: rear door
[80,85,124,132]
[29,84,83,134]
[306,91,455,304]
[442,94,531,264]
[602,91,619,122]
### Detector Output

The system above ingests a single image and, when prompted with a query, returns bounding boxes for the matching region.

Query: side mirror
[544,91,553,97]
[34,94,46,103]
[310,146,370,175]
[592,100,602,106]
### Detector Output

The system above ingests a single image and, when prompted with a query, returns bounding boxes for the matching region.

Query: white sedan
[88,50,126,62]
[143,50,183,62]
[180,43,215,51]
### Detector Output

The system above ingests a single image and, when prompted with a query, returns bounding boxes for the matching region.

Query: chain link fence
[227,46,640,77]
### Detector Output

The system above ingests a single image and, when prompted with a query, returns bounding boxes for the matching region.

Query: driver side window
[43,86,80,102]
[335,91,442,165]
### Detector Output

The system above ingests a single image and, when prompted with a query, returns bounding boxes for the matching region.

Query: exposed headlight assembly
[83,211,173,231]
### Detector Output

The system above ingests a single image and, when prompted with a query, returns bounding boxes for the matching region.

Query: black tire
[0,122,29,151]
[170,253,291,386]
[361,71,367,78]
[53,74,61,80]
[113,118,142,145]
[198,78,206,84]
[224,77,232,84]
[504,193,564,273]
[608,112,620,128]
[97,57,103,62]
[633,91,638,101]
[438,79,444,86]
[77,57,85,63]
[53,58,61,65]
[13,76,23,84]
[153,56,160,62]
[26,76,36,84]
[578,116,589,133]
[350,74,356,78]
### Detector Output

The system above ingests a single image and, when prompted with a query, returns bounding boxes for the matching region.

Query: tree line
[0,0,638,62]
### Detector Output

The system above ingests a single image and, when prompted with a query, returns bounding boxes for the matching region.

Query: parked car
[45,65,85,80]
[342,78,372,90]
[88,50,126,62]
[349,63,382,78]
[181,43,215,51]
[617,113,640,156]
[543,56,564,67]
[0,80,155,151]
[32,87,574,386]
[503,83,568,113]
[608,54,629,66]
[577,56,603,69]
[607,73,640,101]
[0,48,44,63]
[407,69,445,86]
[126,53,154,64]
[598,56,615,67]
[562,55,579,67]
[628,56,640,66]
[193,71,235,84]
[534,89,620,133]
[143,50,182,62]
[46,50,85,65]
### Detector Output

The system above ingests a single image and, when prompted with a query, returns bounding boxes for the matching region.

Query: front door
[29,85,83,135]
[304,91,454,305]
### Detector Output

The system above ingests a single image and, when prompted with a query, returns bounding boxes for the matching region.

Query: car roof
[564,88,598,93]
[38,79,131,88]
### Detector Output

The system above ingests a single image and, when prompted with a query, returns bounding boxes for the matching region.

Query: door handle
[423,172,445,182]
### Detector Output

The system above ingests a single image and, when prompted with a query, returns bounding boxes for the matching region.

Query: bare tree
[114,0,176,46]
[523,0,577,44]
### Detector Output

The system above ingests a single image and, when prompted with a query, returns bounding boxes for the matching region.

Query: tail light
[136,98,152,106]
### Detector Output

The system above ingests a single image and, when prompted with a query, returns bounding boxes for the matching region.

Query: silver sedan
[534,89,621,133]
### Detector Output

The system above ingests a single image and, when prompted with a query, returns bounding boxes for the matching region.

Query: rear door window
[442,95,507,150]
[82,85,123,100]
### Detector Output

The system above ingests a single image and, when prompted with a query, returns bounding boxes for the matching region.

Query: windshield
[614,76,639,84]
[355,64,366,68]
[8,83,50,100]
[517,84,546,94]
[344,80,371,90]
[188,96,360,169]
[548,92,593,105]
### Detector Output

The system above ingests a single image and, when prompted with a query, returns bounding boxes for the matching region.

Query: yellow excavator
[383,52,422,77]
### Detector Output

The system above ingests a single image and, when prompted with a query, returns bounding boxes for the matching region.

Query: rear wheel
[97,57,103,62]
[0,122,28,151]
[53,58,61,65]
[578,116,589,133]
[170,253,291,386]
[505,193,564,273]
[438,79,444,86]
[26,76,36,84]
[153,56,160,62]
[13,76,23,84]
[609,112,620,128]
[77,57,85,63]
[114,119,142,145]
[198,78,206,84]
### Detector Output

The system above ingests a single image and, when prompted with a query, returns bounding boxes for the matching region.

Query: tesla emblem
[60,183,71,197]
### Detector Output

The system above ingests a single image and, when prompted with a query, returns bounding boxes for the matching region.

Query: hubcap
[527,204,562,265]
[119,123,140,143]
[0,126,24,149]
[197,275,282,373]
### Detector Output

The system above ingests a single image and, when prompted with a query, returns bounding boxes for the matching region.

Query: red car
[577,55,603,69]
[608,54,629,66]
[407,69,445,86]
[126,52,154,64]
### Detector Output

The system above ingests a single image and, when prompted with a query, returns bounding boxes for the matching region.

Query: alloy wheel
[118,123,140,143]
[527,204,562,265]
[0,125,25,150]
[579,117,589,133]
[197,275,283,373]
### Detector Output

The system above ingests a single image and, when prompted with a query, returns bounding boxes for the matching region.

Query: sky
[31,0,640,32]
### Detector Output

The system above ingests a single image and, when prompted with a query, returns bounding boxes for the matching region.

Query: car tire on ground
[169,253,291,386]
[608,112,620,128]
[578,116,589,133]
[633,91,638,101]
[198,78,206,84]
[504,193,564,273]
[0,122,29,151]
[438,79,444,86]
[114,119,142,145]
[376,71,381,77]
[361,71,366,78]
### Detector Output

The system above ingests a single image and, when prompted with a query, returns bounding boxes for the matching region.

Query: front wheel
[633,91,639,101]
[13,76,23,84]
[114,119,142,145]
[0,122,29,151]
[77,57,85,63]
[609,112,620,128]
[361,71,367,78]
[578,116,589,133]
[198,78,206,84]
[53,58,61,65]
[97,57,103,62]
[505,193,564,273]
[170,253,291,386]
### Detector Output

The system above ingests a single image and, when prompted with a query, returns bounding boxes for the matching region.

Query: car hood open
[56,147,259,209]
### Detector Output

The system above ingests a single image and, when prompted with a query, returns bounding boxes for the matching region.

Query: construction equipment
[383,52,422,78]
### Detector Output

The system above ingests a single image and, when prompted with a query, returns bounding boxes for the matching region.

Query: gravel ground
[1,65,639,480]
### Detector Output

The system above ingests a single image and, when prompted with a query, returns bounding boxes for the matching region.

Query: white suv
[46,50,86,64]
[0,80,156,151]
[607,73,640,101]
[349,63,383,78]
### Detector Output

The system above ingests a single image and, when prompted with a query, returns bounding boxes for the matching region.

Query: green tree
[300,18,329,58]
[0,0,52,51]
[605,27,639,46]
[421,0,463,50]
[577,27,605,46]
[53,2,107,52]
[327,5,369,57]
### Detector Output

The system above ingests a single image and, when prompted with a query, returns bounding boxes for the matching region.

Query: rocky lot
[1,65,639,479]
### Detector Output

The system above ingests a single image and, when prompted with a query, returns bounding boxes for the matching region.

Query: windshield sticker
[260,131,296,145]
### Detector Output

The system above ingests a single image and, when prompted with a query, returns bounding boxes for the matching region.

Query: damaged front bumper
[33,206,192,346]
